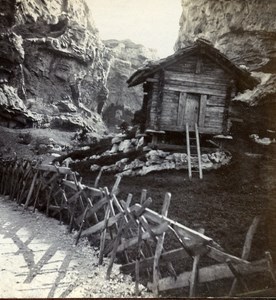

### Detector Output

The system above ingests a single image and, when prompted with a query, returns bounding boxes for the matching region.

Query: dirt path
[0,196,150,298]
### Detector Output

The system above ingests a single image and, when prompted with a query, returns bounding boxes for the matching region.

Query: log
[75,196,107,226]
[99,200,111,265]
[62,179,102,196]
[117,222,169,253]
[152,192,171,296]
[226,259,249,292]
[207,246,249,265]
[148,259,268,292]
[132,204,213,245]
[94,167,103,188]
[265,251,276,284]
[106,217,126,280]
[229,216,260,296]
[120,247,190,273]
[23,170,39,209]
[189,228,205,297]
[35,164,73,175]
[135,189,147,296]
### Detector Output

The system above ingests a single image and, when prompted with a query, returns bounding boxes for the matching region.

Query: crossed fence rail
[0,158,275,297]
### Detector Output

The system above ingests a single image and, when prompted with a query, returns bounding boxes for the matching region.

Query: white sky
[86,0,182,58]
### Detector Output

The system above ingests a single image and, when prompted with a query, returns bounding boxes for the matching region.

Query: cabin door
[184,93,200,129]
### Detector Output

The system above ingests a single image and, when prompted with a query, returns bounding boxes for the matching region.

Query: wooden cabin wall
[146,72,161,130]
[146,53,236,134]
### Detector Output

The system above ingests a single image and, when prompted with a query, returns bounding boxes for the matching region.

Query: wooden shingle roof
[127,39,259,90]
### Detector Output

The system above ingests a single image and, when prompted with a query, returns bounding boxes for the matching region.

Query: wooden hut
[127,39,258,146]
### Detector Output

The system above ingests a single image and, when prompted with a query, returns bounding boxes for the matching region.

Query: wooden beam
[177,92,187,126]
[80,198,152,237]
[117,222,169,253]
[229,216,260,296]
[148,259,268,292]
[207,246,249,265]
[120,247,189,273]
[152,193,171,296]
[35,164,73,175]
[165,85,226,97]
[199,95,207,127]
[134,204,213,245]
[135,189,147,296]
[156,70,165,130]
[189,229,204,297]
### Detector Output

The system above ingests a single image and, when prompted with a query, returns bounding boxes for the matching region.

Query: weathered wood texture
[146,53,235,134]
[0,159,272,298]
[149,259,268,292]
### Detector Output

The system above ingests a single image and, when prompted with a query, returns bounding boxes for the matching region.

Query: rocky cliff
[102,39,158,131]
[0,0,109,132]
[175,0,276,72]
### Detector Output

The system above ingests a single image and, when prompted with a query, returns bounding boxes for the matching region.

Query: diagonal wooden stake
[189,228,205,297]
[135,189,147,296]
[229,216,260,296]
[152,192,171,296]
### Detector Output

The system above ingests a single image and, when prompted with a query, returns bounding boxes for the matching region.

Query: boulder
[118,139,132,152]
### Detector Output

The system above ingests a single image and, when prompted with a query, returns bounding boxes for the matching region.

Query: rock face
[175,0,276,72]
[0,0,109,132]
[102,39,158,131]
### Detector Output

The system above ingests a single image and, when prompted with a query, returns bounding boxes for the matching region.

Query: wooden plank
[199,95,207,127]
[159,124,222,134]
[177,92,187,126]
[164,78,228,92]
[195,55,202,74]
[148,259,268,292]
[165,85,226,97]
[165,71,229,85]
[152,192,171,296]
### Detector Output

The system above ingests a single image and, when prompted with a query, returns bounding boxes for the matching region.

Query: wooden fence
[0,158,275,297]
